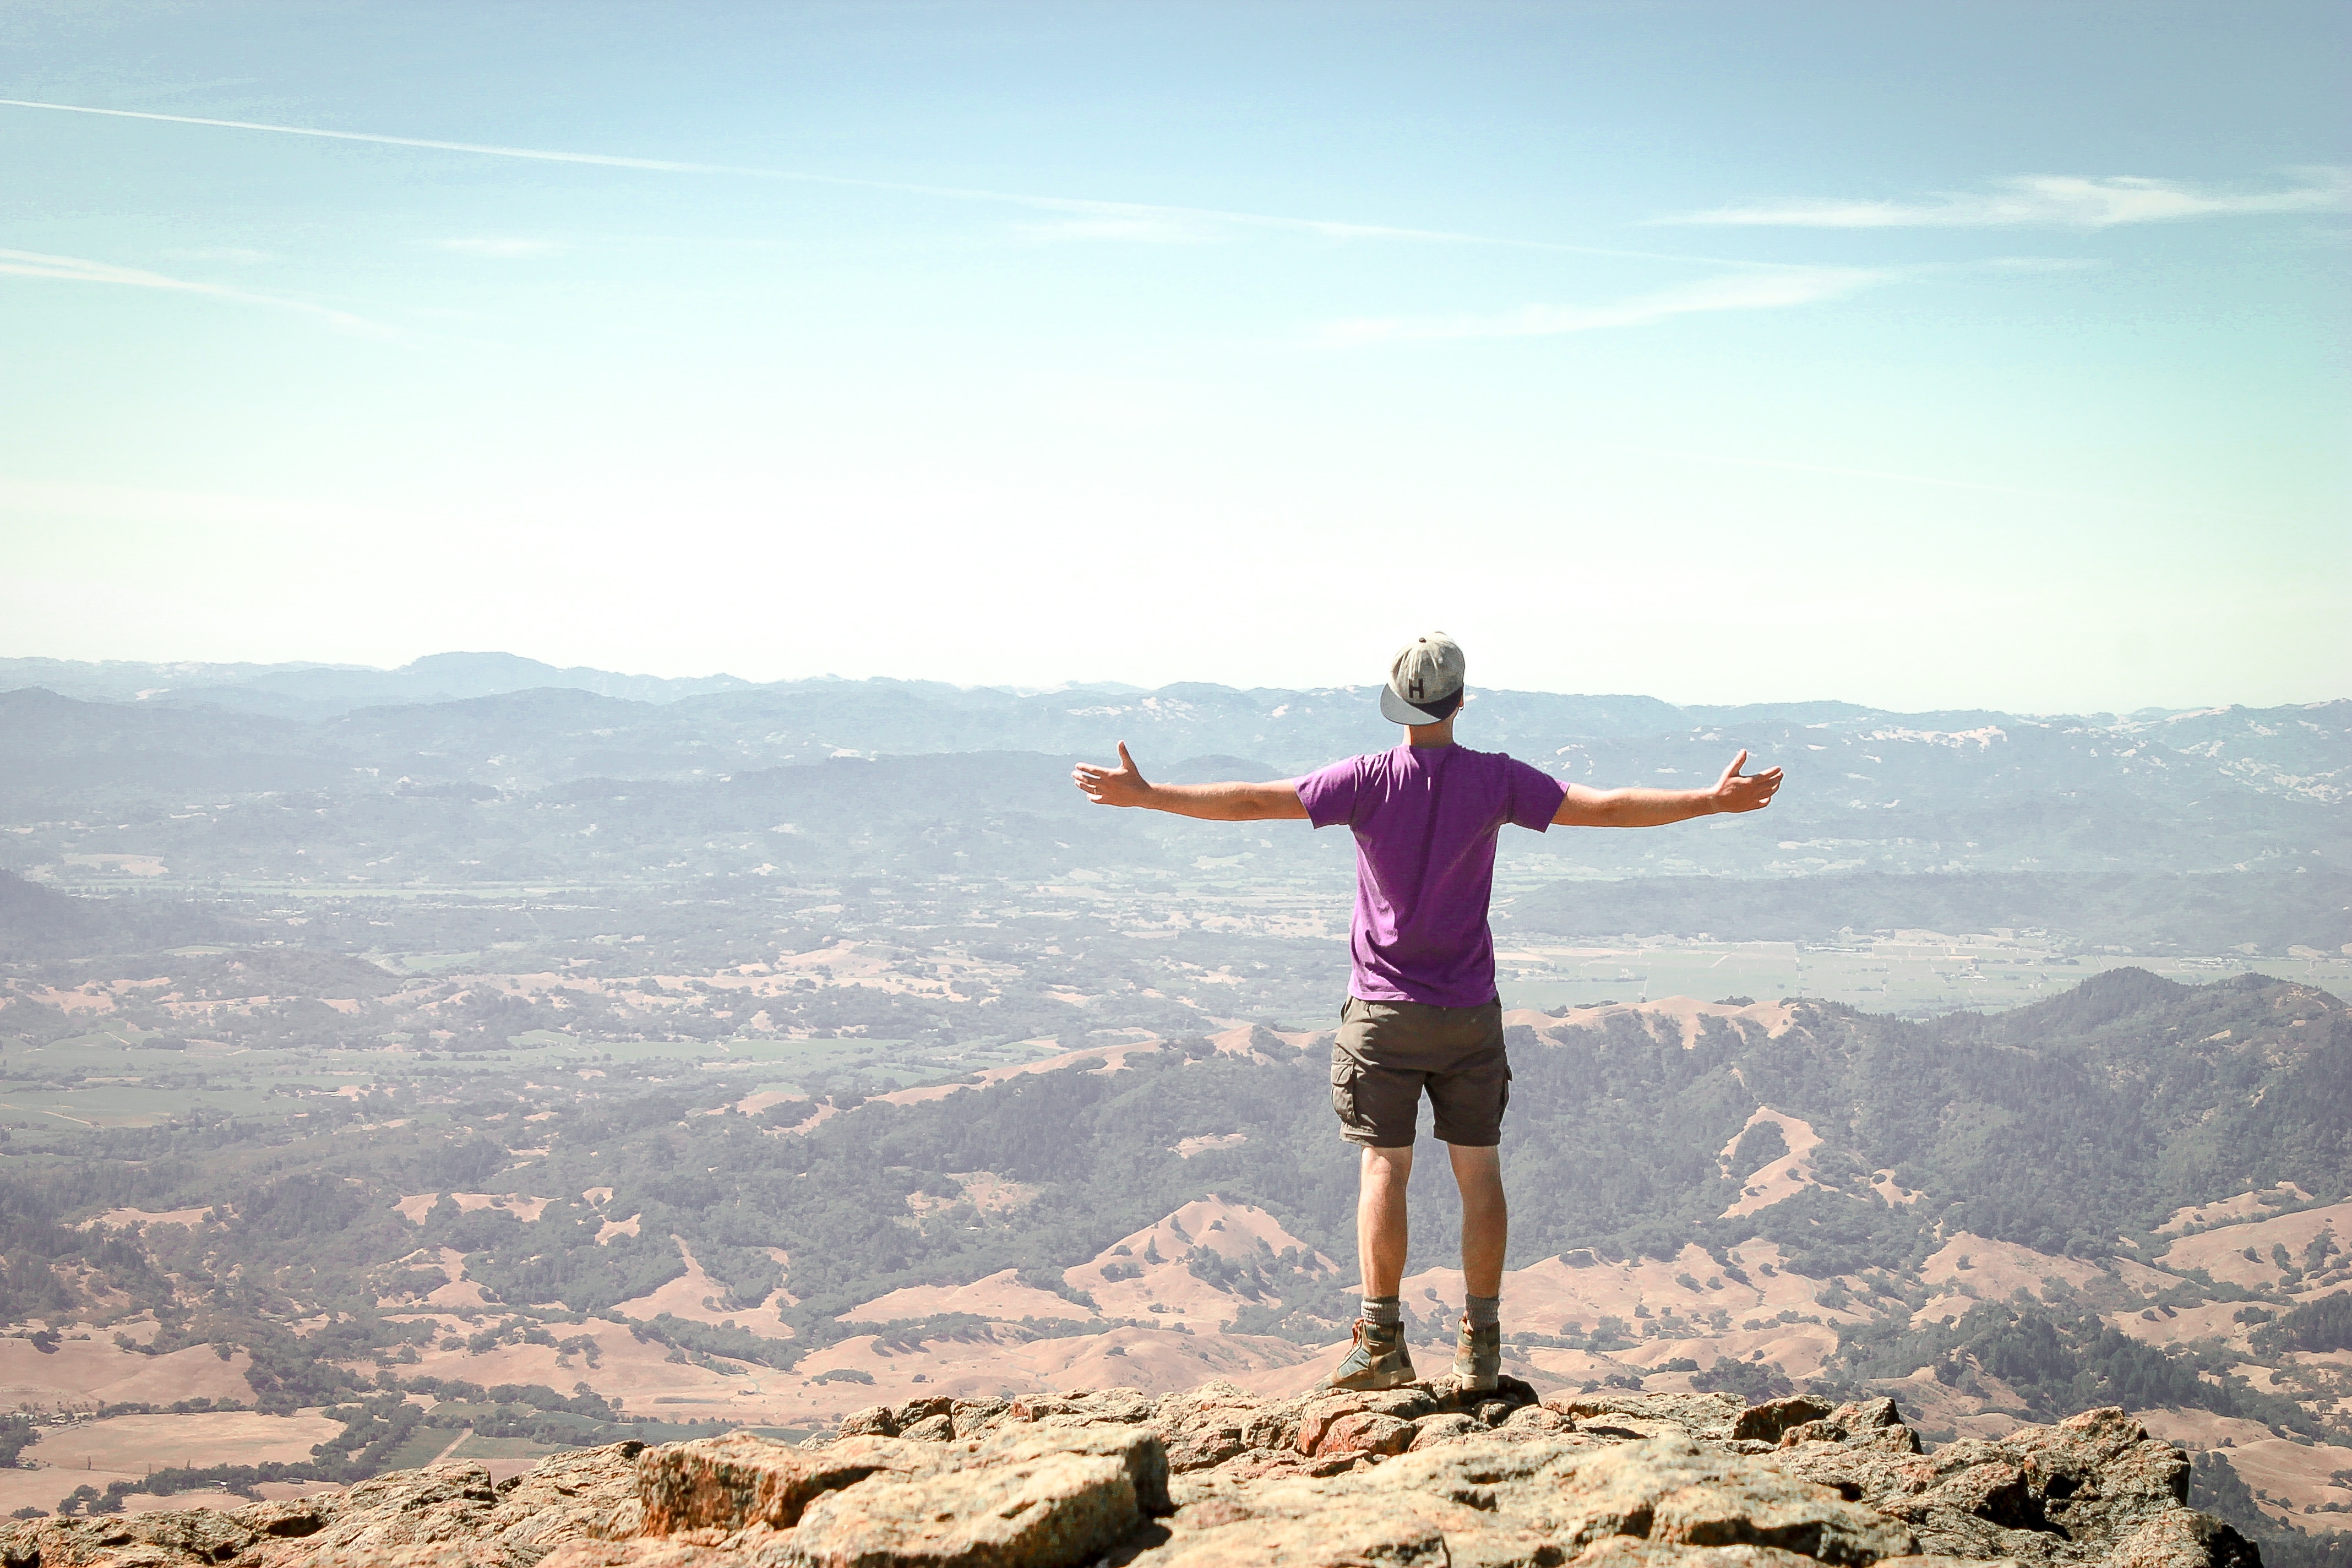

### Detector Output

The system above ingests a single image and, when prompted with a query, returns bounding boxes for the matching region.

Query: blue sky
[1,2,2343,712]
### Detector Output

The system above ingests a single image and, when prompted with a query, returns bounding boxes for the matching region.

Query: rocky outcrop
[0,1385,2255,1568]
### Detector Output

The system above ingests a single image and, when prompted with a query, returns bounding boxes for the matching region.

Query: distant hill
[0,681,2343,953]
[0,868,230,960]
[0,651,755,716]
[5,968,2346,1487]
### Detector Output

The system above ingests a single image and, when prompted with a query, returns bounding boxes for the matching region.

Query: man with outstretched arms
[1072,633,1782,1392]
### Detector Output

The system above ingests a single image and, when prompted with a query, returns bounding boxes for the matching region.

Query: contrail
[0,96,780,176]
[0,245,388,333]
[0,96,1776,268]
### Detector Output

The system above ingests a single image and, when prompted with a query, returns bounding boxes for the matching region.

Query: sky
[0,1,2344,714]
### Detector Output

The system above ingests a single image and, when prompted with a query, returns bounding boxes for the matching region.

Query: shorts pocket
[1329,1054,1360,1129]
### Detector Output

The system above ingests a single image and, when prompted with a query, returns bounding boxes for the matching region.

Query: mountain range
[2,654,2345,961]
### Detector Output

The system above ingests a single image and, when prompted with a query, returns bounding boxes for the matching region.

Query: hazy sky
[1,2,2344,712]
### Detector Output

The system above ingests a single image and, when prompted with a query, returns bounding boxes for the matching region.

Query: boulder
[636,1433,932,1533]
[1311,1411,1415,1458]
[1734,1397,1838,1445]
[1408,1412,1485,1449]
[779,1446,1137,1568]
[243,1461,510,1566]
[1151,1382,1261,1473]
[482,1441,649,1554]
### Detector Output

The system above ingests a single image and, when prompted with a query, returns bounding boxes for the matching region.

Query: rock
[2103,1512,2260,1568]
[949,1398,1011,1435]
[1497,1404,1577,1440]
[482,1441,650,1554]
[990,1422,1170,1517]
[837,1405,898,1439]
[780,1443,1139,1567]
[1780,1400,1920,1457]
[1548,1393,1748,1442]
[1289,1393,1369,1456]
[1733,1397,1837,1445]
[1364,1387,1445,1419]
[1152,1382,1259,1473]
[1552,1436,1917,1563]
[1407,1412,1484,1449]
[893,1397,958,1427]
[1564,1543,1830,1568]
[1132,1431,1913,1568]
[636,1433,930,1533]
[1009,1387,1157,1427]
[0,1511,257,1568]
[1313,1411,1415,1458]
[1770,1400,2250,1568]
[5,1382,2254,1568]
[247,1461,507,1565]
[542,1544,737,1568]
[1121,1494,1451,1565]
[1574,1415,1694,1443]
[235,1497,342,1539]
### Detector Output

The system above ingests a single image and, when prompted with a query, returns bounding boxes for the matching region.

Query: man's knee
[1446,1141,1505,1196]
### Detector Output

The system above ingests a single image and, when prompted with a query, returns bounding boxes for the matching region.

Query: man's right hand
[1074,742,1154,808]
[1073,744,1309,821]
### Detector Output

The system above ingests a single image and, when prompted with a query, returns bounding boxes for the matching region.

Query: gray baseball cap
[1380,632,1467,725]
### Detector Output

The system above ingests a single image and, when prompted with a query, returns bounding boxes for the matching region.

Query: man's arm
[1554,749,1782,827]
[1072,742,1308,821]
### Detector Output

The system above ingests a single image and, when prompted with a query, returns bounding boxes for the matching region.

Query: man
[1072,633,1782,1393]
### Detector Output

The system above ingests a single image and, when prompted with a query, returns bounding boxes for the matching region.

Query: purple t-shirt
[1296,744,1569,1009]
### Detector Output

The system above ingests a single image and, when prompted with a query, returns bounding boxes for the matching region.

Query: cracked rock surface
[0,1386,2256,1568]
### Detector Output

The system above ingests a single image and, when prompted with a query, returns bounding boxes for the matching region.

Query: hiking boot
[1325,1318,1416,1391]
[1453,1314,1501,1392]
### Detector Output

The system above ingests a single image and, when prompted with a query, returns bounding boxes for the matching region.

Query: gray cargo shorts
[1330,994,1511,1148]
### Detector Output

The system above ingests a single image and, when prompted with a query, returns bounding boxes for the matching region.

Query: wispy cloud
[1975,255,2106,273]
[1325,265,1882,344]
[0,248,386,333]
[1664,169,2351,228]
[161,246,275,263]
[0,97,1748,265]
[431,237,563,257]
[1011,214,1221,246]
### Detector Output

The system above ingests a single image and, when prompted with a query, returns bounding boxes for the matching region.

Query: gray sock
[1361,1295,1402,1328]
[1465,1293,1501,1329]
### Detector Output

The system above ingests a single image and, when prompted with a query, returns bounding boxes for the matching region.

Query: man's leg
[1447,1141,1506,1298]
[1326,999,1425,1390]
[1446,1141,1507,1391]
[1325,1141,1420,1390]
[1357,1143,1414,1298]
